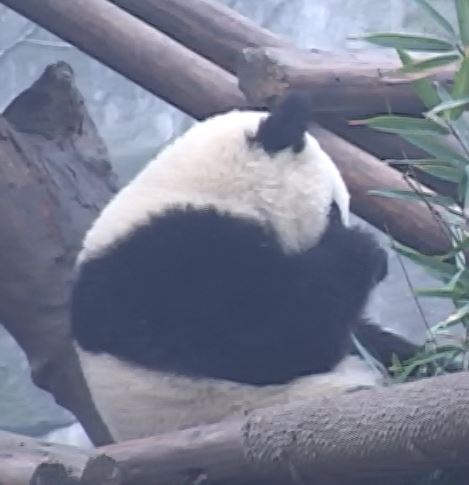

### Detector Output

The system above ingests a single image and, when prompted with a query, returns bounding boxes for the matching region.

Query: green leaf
[387,158,450,166]
[463,165,469,213]
[368,188,455,206]
[355,32,455,51]
[438,239,469,260]
[435,83,469,153]
[427,96,469,116]
[398,53,460,74]
[392,241,458,281]
[456,0,469,46]
[354,115,449,135]
[416,287,463,298]
[401,133,469,167]
[442,301,469,326]
[415,0,457,37]
[416,163,463,183]
[398,50,440,108]
[451,55,469,118]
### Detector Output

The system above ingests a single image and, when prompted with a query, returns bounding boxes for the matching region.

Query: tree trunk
[0,62,115,445]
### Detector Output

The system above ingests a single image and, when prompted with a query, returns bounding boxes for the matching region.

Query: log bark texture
[0,430,122,484]
[237,46,454,116]
[103,372,469,485]
[0,62,115,445]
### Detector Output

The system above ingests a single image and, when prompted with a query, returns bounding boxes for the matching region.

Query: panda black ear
[251,90,313,155]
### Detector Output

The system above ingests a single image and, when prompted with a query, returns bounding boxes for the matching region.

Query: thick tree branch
[103,371,469,485]
[237,46,453,117]
[0,0,244,120]
[0,62,115,445]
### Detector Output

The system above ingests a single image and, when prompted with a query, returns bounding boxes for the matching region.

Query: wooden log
[0,0,244,120]
[0,430,122,484]
[2,0,452,256]
[111,0,286,74]
[113,0,458,177]
[237,46,454,117]
[102,371,469,485]
[0,62,115,445]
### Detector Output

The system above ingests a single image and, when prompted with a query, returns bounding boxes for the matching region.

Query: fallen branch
[0,62,115,445]
[103,372,469,485]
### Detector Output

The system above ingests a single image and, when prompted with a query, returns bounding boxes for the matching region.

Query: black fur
[250,90,313,154]
[71,206,387,386]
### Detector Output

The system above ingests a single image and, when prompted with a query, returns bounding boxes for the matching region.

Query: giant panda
[71,91,390,442]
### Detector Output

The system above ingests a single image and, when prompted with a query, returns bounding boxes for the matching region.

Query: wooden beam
[112,0,285,74]
[237,46,454,117]
[0,0,244,120]
[111,0,458,198]
[102,371,469,485]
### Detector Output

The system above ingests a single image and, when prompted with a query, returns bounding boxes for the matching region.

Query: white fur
[79,110,349,263]
[76,346,380,441]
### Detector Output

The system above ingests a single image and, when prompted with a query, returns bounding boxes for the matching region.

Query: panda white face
[72,91,387,442]
[79,97,349,263]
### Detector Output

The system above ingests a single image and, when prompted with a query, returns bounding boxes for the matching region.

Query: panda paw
[370,244,388,285]
[345,227,388,287]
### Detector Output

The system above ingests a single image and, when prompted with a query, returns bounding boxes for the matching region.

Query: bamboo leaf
[416,163,463,182]
[415,0,457,37]
[353,115,449,135]
[398,53,459,74]
[354,32,455,51]
[401,133,469,167]
[464,165,469,214]
[368,188,455,206]
[427,96,469,115]
[387,158,451,166]
[451,54,469,118]
[398,50,440,108]
[456,0,469,46]
[416,287,463,298]
[392,241,458,281]
[442,301,469,326]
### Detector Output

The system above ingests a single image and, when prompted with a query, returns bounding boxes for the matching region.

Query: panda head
[80,91,350,263]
